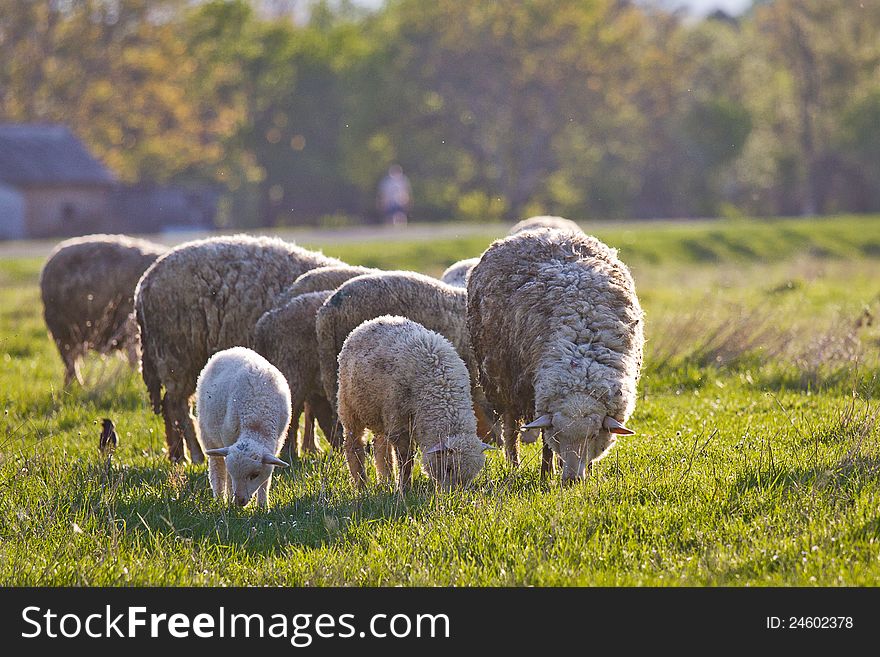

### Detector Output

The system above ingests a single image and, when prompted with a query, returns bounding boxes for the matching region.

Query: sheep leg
[207,455,228,501]
[311,395,343,450]
[162,393,186,463]
[283,414,300,462]
[62,351,83,387]
[474,400,501,446]
[63,359,80,387]
[184,414,204,464]
[541,429,555,479]
[124,340,140,370]
[503,411,520,467]
[162,392,204,464]
[280,401,303,461]
[302,402,317,454]
[395,436,414,493]
[256,475,271,508]
[343,426,368,489]
[373,434,397,484]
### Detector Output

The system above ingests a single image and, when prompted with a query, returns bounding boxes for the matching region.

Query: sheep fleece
[337,315,485,487]
[195,347,292,453]
[440,257,481,288]
[467,228,644,446]
[508,215,583,235]
[40,233,167,381]
[136,234,342,413]
[254,289,341,444]
[316,271,473,410]
[279,265,379,304]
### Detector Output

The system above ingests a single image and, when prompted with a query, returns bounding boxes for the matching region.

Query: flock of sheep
[38,215,644,506]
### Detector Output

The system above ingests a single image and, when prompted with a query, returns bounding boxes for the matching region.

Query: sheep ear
[603,416,635,435]
[521,414,553,430]
[205,447,231,457]
[262,453,289,468]
[479,441,496,452]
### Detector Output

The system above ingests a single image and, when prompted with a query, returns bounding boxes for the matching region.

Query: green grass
[2,215,880,585]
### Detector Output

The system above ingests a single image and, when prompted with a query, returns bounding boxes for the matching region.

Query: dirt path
[0,222,507,259]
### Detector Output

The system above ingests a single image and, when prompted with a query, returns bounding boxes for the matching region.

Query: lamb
[337,315,492,491]
[315,270,500,444]
[439,257,480,288]
[254,289,342,456]
[195,347,291,507]
[39,234,167,386]
[467,227,644,484]
[135,234,343,464]
[508,215,583,235]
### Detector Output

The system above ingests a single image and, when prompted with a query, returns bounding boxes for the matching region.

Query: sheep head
[205,442,288,506]
[423,434,493,490]
[522,397,634,485]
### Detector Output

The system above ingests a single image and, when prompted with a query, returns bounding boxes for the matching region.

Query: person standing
[377,164,412,226]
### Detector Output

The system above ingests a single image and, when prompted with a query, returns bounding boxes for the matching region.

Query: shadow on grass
[726,455,880,505]
[67,457,437,555]
[679,238,720,263]
[711,231,760,260]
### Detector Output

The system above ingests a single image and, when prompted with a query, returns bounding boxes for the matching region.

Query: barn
[0,124,116,239]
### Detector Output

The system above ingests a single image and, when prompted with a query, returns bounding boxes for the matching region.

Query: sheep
[39,234,167,386]
[467,227,644,484]
[315,270,501,445]
[439,257,480,288]
[252,265,380,457]
[272,264,380,311]
[441,253,539,445]
[254,289,342,456]
[509,218,582,445]
[337,315,492,491]
[508,215,583,235]
[135,234,343,464]
[195,347,291,507]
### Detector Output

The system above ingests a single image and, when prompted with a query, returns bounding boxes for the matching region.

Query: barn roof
[0,124,116,186]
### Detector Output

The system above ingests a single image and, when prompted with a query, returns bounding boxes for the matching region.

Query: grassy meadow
[2,215,880,586]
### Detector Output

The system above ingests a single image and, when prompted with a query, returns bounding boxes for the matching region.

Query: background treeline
[2,0,880,226]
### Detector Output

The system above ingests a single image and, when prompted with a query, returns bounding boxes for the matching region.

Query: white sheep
[468,227,644,483]
[135,234,343,464]
[195,347,291,507]
[508,215,583,235]
[272,264,380,311]
[337,315,492,491]
[439,257,480,288]
[39,234,167,386]
[315,270,500,445]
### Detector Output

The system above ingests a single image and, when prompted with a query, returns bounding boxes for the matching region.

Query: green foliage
[3,216,880,585]
[2,1,880,223]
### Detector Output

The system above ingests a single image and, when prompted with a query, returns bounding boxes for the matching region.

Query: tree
[0,1,220,184]
[746,0,880,215]
[372,0,651,220]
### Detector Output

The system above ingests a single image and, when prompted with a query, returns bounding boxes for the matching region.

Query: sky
[350,0,754,16]
[657,0,752,15]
